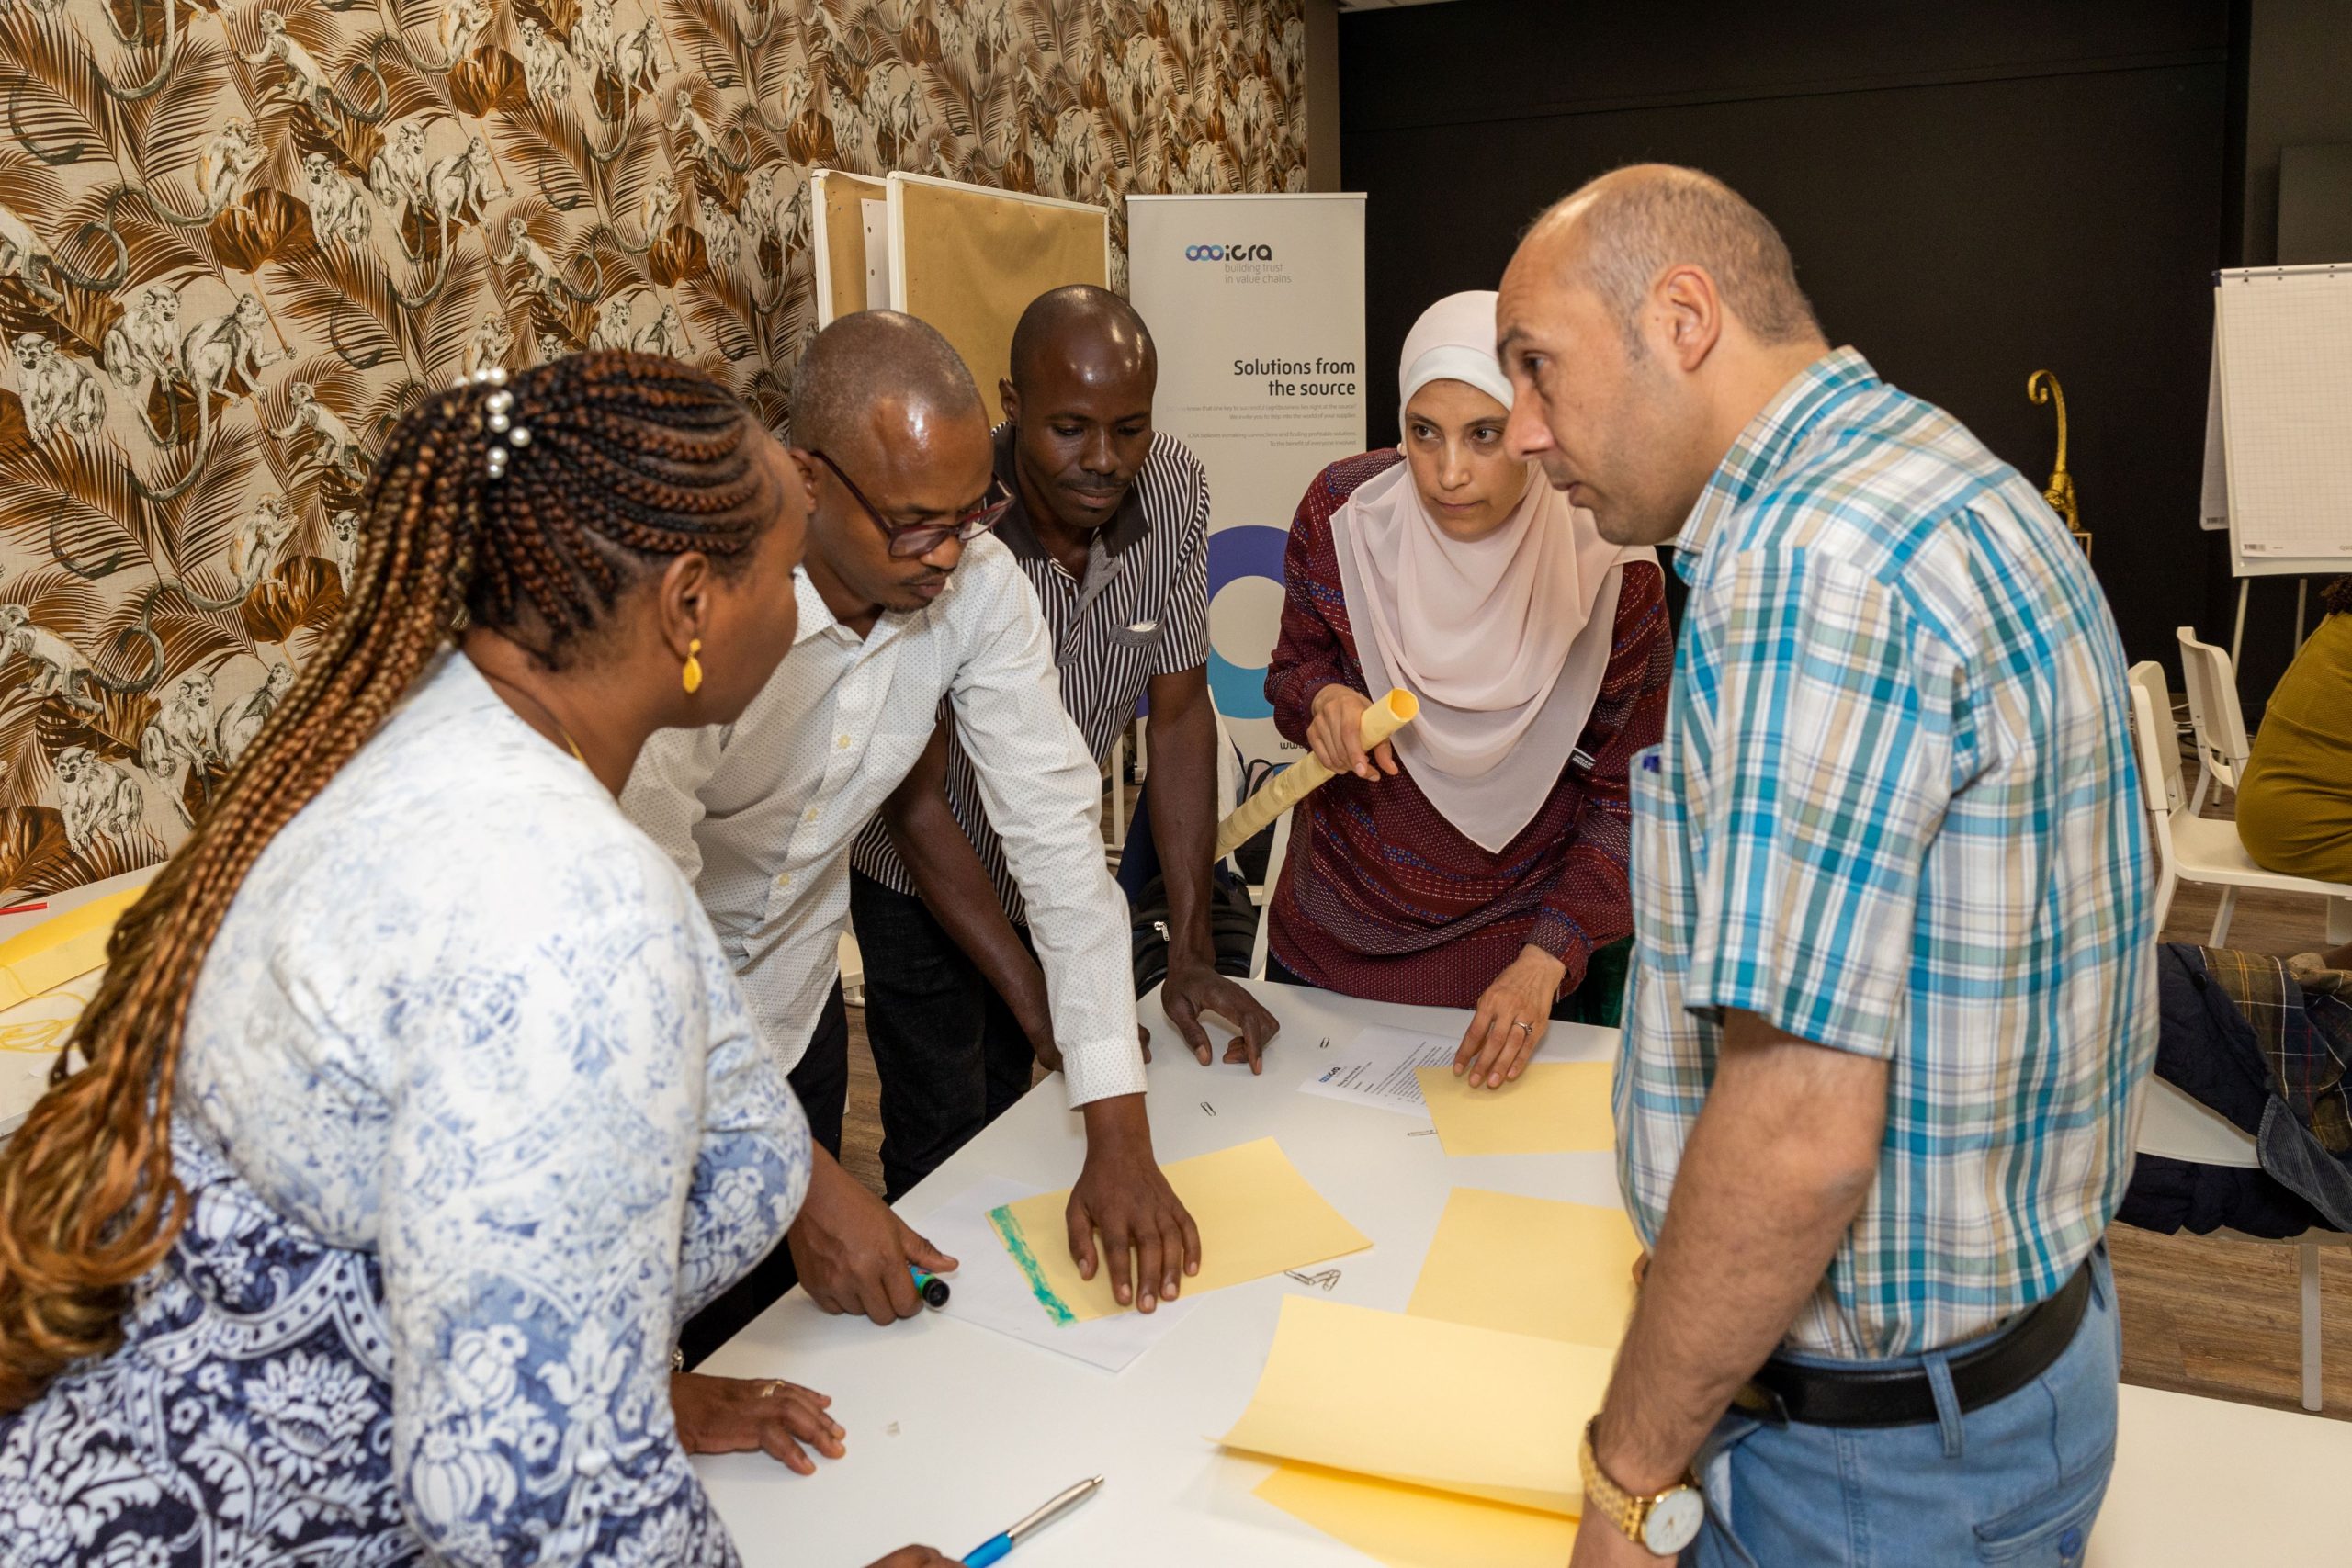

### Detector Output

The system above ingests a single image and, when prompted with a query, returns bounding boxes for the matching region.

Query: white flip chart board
[2202,264,2352,575]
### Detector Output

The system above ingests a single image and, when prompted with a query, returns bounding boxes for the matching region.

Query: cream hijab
[1330,290,1649,852]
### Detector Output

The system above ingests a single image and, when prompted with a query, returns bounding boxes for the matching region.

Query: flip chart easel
[2200,264,2352,669]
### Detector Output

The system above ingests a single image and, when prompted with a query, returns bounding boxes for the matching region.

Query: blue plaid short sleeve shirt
[1617,349,2157,1359]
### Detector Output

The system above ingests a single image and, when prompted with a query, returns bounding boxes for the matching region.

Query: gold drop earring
[683,637,704,694]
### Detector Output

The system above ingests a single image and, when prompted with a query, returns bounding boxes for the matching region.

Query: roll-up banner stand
[1127,194,1367,763]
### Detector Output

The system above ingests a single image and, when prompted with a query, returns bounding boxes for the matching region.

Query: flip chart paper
[1408,1188,1643,1348]
[1255,1463,1578,1568]
[1217,1295,1609,1517]
[1416,1061,1616,1156]
[1214,689,1417,856]
[989,1138,1370,1325]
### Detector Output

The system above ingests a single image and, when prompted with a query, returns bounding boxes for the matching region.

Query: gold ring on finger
[1513,1021,1535,1035]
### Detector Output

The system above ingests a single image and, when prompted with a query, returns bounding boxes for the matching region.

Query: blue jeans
[1692,1247,2120,1568]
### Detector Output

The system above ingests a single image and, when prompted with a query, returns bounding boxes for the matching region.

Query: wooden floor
[2106,873,2352,1418]
[835,759,2352,1420]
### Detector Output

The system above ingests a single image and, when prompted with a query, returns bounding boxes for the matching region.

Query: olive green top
[2238,610,2352,883]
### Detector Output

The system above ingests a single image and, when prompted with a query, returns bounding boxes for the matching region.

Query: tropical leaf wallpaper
[0,0,1310,902]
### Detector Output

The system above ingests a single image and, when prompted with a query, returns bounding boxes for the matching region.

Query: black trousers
[850,871,1039,1204]
[676,977,849,1370]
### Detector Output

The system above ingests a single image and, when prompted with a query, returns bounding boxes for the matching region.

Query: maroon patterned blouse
[1261,450,1672,1008]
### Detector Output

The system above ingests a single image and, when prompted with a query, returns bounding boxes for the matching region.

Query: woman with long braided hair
[0,353,956,1567]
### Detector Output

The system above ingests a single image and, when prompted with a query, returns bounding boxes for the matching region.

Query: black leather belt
[1731,1261,2092,1429]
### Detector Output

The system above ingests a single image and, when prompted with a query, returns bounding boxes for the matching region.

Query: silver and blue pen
[962,1475,1103,1566]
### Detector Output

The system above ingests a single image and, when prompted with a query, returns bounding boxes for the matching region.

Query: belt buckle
[1730,1380,1789,1427]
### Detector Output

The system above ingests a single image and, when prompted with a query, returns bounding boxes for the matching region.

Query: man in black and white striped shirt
[850,286,1280,1201]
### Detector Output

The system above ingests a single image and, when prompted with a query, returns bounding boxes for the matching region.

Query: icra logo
[1185,243,1275,261]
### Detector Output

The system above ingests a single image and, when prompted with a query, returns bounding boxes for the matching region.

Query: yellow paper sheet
[1416,1062,1616,1156]
[1408,1189,1643,1348]
[0,886,146,1011]
[989,1137,1369,1324]
[1256,1463,1577,1568]
[1218,1295,1609,1517]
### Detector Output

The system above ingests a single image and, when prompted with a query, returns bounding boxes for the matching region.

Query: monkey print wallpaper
[0,0,1310,903]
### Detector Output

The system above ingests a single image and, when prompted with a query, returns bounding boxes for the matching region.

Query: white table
[696,981,2352,1565]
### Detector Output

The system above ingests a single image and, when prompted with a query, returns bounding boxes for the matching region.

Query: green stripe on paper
[988,1202,1077,1325]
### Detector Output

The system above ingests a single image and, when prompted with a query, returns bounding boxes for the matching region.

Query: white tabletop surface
[695,979,2352,1566]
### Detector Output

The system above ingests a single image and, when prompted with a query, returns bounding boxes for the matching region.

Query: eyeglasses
[807,449,1013,560]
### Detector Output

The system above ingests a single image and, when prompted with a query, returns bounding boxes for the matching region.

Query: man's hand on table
[865,1549,963,1567]
[1160,953,1280,1073]
[787,1150,959,1325]
[1454,944,1566,1089]
[670,1371,844,1473]
[1068,1094,1199,1312]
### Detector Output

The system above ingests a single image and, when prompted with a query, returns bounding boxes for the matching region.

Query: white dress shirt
[622,535,1148,1109]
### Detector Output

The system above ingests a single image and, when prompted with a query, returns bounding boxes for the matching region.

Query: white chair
[2176,626,2249,818]
[1105,732,1126,852]
[2126,671,2348,1412]
[836,929,865,1008]
[1246,810,1294,981]
[2126,661,2352,946]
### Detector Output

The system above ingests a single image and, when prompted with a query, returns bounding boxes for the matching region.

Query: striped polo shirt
[850,423,1211,921]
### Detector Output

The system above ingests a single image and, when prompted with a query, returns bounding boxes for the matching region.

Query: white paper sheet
[908,1175,1195,1373]
[1295,1023,1464,1118]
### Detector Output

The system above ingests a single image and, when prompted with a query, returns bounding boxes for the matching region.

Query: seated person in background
[855,285,1278,1203]
[0,354,952,1568]
[1261,289,1671,1085]
[2237,574,2352,883]
[627,312,1198,1357]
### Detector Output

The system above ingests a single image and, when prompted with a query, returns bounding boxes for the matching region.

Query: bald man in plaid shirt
[1498,165,2154,1567]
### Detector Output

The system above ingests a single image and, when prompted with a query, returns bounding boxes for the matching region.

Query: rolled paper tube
[1216,689,1419,859]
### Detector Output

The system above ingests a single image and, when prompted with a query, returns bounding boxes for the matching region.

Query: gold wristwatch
[1580,1417,1704,1555]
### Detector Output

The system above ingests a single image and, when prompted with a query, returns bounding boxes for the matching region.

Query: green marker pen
[910,1266,950,1308]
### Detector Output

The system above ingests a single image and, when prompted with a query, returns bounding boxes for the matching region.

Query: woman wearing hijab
[1262,291,1672,1084]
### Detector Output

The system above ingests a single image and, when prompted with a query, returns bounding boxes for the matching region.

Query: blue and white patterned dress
[0,653,811,1566]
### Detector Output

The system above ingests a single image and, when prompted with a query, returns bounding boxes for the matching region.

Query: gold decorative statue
[2026,369,2091,557]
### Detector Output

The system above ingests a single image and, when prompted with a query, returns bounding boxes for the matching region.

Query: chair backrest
[2124,665,2180,929]
[2175,626,2252,786]
[2126,661,2183,813]
[1247,809,1294,981]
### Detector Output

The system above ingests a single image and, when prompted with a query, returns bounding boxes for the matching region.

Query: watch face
[1643,1488,1705,1554]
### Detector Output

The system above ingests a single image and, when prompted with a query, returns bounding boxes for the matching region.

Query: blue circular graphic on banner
[1205,525,1291,721]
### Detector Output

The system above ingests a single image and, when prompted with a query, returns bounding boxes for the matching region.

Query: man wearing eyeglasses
[624,310,1196,1360]
[847,286,1281,1206]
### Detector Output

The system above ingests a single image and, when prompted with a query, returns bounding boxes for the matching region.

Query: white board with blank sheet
[2201,264,2352,574]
